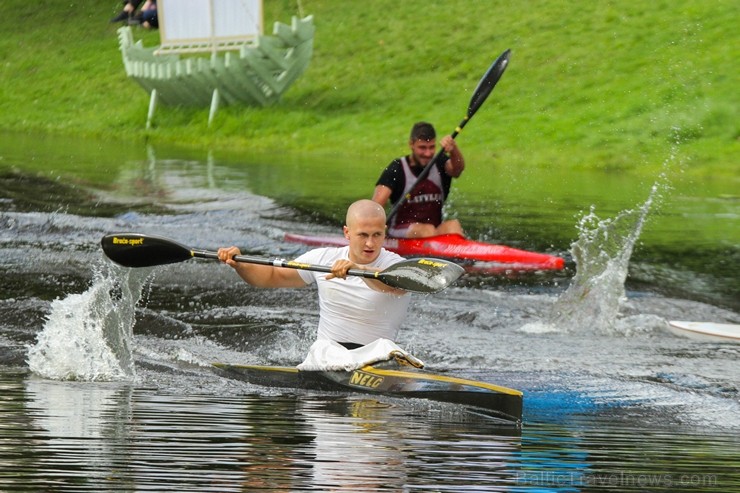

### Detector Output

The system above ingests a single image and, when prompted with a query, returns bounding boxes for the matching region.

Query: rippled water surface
[1,135,738,491]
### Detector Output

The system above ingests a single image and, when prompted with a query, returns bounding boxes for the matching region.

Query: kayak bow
[214,362,523,424]
[285,233,564,271]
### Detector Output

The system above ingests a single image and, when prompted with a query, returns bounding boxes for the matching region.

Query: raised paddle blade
[376,258,464,293]
[101,233,194,267]
[467,49,510,118]
[386,49,511,227]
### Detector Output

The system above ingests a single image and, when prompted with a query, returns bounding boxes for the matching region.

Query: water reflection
[0,373,135,491]
[291,398,520,490]
[3,371,526,491]
[293,399,409,490]
[1,367,738,492]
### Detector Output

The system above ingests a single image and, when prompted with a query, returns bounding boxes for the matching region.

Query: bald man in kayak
[217,199,411,350]
[372,121,465,238]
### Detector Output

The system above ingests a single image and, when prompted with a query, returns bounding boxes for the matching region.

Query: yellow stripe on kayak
[213,363,522,397]
[359,366,522,396]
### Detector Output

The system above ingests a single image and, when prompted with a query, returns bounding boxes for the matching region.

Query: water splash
[27,264,151,381]
[525,129,685,335]
[547,181,665,334]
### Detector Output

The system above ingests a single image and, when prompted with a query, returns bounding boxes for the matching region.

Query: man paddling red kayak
[373,50,510,239]
[284,50,563,271]
[373,122,466,238]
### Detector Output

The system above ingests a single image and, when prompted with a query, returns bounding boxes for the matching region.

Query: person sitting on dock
[110,0,158,29]
[372,121,466,238]
[218,200,418,369]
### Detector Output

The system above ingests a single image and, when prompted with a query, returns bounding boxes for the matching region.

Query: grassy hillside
[0,0,736,176]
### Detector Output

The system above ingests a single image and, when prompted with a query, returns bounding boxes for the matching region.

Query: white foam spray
[524,127,687,335]
[547,176,670,334]
[27,264,152,381]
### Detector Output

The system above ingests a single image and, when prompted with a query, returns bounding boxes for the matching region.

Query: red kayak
[284,233,565,271]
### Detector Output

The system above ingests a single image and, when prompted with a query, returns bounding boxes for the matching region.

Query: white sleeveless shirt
[294,246,411,345]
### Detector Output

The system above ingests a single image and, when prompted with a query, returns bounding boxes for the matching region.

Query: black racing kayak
[213,362,523,424]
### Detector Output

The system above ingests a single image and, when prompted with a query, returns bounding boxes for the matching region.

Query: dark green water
[2,131,736,308]
[0,132,738,491]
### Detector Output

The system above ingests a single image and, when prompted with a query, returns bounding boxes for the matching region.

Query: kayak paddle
[100,233,464,294]
[386,48,511,227]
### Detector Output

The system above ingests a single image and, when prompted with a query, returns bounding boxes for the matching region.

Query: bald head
[346,199,386,227]
[344,200,387,263]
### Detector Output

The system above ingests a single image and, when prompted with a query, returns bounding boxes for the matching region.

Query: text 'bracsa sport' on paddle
[100,233,464,294]
[386,48,511,226]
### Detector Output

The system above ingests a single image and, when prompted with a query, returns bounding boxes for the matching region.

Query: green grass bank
[1,0,737,177]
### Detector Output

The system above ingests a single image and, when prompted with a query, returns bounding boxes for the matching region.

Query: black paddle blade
[377,258,465,293]
[101,233,194,267]
[467,49,510,118]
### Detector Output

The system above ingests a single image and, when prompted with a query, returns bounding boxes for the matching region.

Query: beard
[412,153,433,167]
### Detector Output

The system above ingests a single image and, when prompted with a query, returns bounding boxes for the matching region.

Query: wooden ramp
[117,16,314,108]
